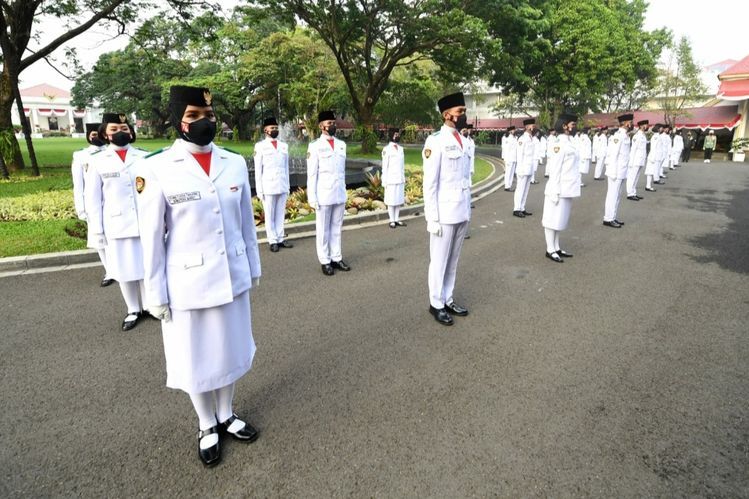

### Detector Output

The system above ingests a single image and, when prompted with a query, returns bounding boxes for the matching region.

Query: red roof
[718,79,749,99]
[719,54,749,78]
[19,84,71,99]
[706,59,738,71]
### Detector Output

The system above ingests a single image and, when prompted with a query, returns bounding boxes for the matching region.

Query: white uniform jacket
[466,136,476,175]
[578,133,592,161]
[539,136,547,159]
[628,130,648,167]
[645,131,665,174]
[671,134,684,161]
[71,145,103,219]
[662,133,673,162]
[253,137,289,197]
[515,131,536,176]
[504,134,518,162]
[381,142,406,185]
[546,135,558,157]
[86,145,148,239]
[422,125,471,225]
[135,140,261,311]
[545,134,581,199]
[307,136,347,206]
[604,128,631,180]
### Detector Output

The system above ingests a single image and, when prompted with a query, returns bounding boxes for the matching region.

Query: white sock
[388,206,396,222]
[190,391,218,449]
[215,383,235,424]
[646,175,652,189]
[394,206,400,222]
[544,228,556,254]
[119,281,141,314]
[554,232,561,252]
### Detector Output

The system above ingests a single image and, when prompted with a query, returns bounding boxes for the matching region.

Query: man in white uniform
[533,129,546,184]
[72,123,113,287]
[382,128,407,228]
[423,92,471,326]
[659,124,672,180]
[307,110,350,276]
[593,127,609,180]
[577,126,592,187]
[670,128,684,169]
[602,113,633,228]
[513,118,536,218]
[254,116,293,252]
[503,126,518,191]
[626,119,649,201]
[644,124,664,192]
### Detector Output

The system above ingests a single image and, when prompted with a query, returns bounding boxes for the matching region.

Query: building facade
[11,84,103,137]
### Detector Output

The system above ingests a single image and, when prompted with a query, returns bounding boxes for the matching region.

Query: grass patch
[0,219,86,257]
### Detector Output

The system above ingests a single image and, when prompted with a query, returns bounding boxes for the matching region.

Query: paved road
[2,161,748,497]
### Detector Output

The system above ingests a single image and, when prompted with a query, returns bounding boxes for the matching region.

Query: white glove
[77,212,87,221]
[149,304,171,322]
[549,193,560,205]
[427,221,442,236]
[252,277,260,288]
[312,202,320,211]
[91,233,107,248]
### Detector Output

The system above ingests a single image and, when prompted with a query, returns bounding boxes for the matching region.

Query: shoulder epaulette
[219,146,241,155]
[145,147,169,159]
[90,149,103,156]
[430,131,439,136]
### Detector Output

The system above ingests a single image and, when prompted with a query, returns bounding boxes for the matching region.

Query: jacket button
[213,208,220,214]
[216,229,223,234]
[219,250,225,255]
[209,188,216,194]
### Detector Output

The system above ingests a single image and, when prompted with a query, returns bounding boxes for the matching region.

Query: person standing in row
[513,118,536,218]
[659,124,672,179]
[136,85,262,467]
[532,129,546,184]
[307,110,351,276]
[502,126,518,191]
[602,114,633,228]
[577,126,592,187]
[644,123,664,192]
[683,131,695,163]
[542,113,580,263]
[592,127,608,180]
[703,130,717,163]
[86,113,149,330]
[544,129,557,178]
[670,129,684,169]
[382,128,407,228]
[626,119,649,201]
[423,92,471,326]
[254,116,293,253]
[72,123,113,287]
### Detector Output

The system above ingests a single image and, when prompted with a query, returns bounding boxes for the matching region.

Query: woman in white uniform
[381,128,406,228]
[136,86,261,467]
[542,113,581,263]
[86,113,148,329]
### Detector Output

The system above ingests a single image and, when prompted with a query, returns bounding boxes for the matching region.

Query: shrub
[64,219,88,239]
[0,190,76,221]
[353,125,378,152]
[251,196,264,225]
[364,170,384,200]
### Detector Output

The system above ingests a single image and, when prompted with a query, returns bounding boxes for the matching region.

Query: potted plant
[730,138,749,162]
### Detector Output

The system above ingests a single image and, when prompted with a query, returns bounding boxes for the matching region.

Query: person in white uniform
[86,113,149,330]
[577,126,592,187]
[593,127,609,180]
[659,124,672,180]
[503,126,518,191]
[626,119,649,201]
[513,118,537,218]
[72,123,113,287]
[307,110,351,276]
[670,128,684,169]
[542,113,580,263]
[602,114,633,228]
[382,128,407,228]
[423,92,471,326]
[136,85,262,467]
[644,123,664,192]
[533,129,546,184]
[254,115,293,253]
[544,129,557,178]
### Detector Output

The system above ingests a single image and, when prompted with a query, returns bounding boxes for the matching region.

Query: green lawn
[1,138,493,258]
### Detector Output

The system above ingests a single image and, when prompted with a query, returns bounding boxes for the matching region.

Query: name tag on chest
[102,172,120,179]
[167,191,202,204]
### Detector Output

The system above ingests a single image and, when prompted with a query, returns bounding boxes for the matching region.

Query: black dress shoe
[100,278,115,287]
[122,313,140,331]
[513,210,526,218]
[530,180,538,184]
[395,221,407,227]
[522,210,533,216]
[645,187,657,192]
[635,195,644,200]
[219,414,259,443]
[445,302,468,316]
[545,251,564,262]
[389,222,397,229]
[139,310,159,321]
[627,195,640,201]
[653,180,665,185]
[504,187,515,192]
[602,220,622,228]
[331,260,351,271]
[278,240,294,248]
[270,243,280,252]
[321,264,334,276]
[557,249,573,257]
[197,426,221,467]
[614,219,625,226]
[429,306,453,326]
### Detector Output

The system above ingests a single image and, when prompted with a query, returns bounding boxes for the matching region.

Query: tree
[374,60,441,129]
[655,36,707,126]
[260,0,491,152]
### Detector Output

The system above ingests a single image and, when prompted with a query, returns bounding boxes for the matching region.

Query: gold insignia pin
[203,90,212,106]
[424,148,432,159]
[306,151,311,159]
[614,138,619,144]
[135,176,145,194]
[554,146,560,153]
[119,114,127,123]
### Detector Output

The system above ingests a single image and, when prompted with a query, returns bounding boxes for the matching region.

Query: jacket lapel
[209,146,229,182]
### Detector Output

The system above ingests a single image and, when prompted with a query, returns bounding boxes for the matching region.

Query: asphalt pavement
[1,160,748,497]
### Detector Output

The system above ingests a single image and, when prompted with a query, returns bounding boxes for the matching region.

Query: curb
[1,156,504,277]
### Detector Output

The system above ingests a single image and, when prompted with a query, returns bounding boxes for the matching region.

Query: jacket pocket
[170,252,204,269]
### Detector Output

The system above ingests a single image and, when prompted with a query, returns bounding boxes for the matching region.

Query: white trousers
[505,161,517,189]
[119,279,145,314]
[262,193,288,244]
[514,175,531,211]
[626,165,644,197]
[97,248,110,279]
[594,159,605,179]
[544,228,561,254]
[604,177,624,222]
[428,221,468,309]
[316,203,345,264]
[658,158,668,178]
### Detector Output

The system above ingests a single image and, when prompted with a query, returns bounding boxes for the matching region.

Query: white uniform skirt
[644,159,658,176]
[105,237,144,282]
[579,159,591,175]
[162,290,255,394]
[384,183,405,206]
[542,197,573,231]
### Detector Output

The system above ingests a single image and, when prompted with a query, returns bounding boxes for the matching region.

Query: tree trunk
[13,80,39,176]
[357,104,376,153]
[0,145,9,179]
[0,68,26,172]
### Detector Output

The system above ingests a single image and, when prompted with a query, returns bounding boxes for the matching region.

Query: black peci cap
[169,85,213,107]
[637,119,649,126]
[102,113,129,125]
[523,118,536,126]
[437,92,465,112]
[617,113,634,123]
[85,123,101,134]
[559,113,577,123]
[262,116,278,128]
[318,110,336,123]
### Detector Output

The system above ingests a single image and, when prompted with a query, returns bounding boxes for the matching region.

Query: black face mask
[182,118,216,146]
[392,136,400,143]
[269,130,279,139]
[452,114,468,130]
[90,137,105,147]
[110,131,131,147]
[325,125,337,137]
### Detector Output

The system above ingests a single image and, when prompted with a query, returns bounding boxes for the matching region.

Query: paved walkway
[1,161,747,497]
